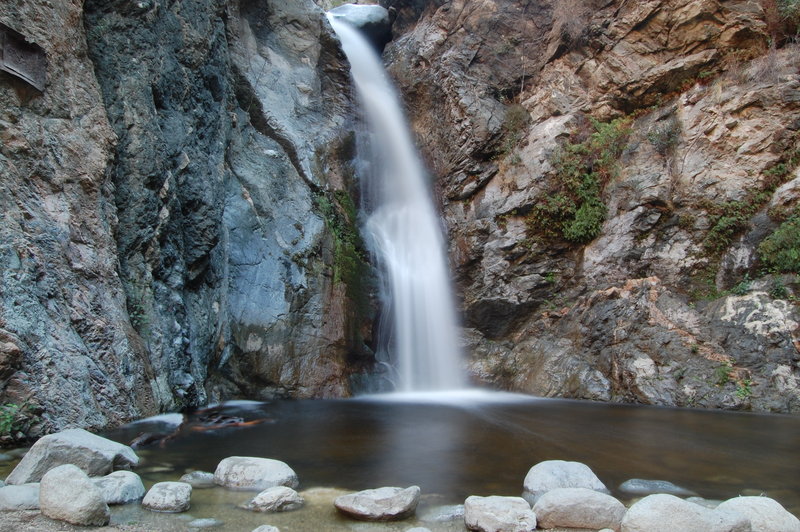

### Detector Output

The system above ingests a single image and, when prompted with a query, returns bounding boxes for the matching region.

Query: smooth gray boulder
[464,495,537,532]
[39,464,110,526]
[533,487,626,530]
[334,486,421,521]
[619,478,698,497]
[523,460,608,503]
[243,486,304,513]
[715,496,800,532]
[327,4,392,51]
[5,428,139,485]
[621,493,752,532]
[0,483,40,510]
[142,481,192,513]
[214,457,298,491]
[180,470,216,489]
[93,470,145,504]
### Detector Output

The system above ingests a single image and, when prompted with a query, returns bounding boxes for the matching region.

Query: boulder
[334,486,421,521]
[523,460,608,503]
[0,483,40,510]
[141,481,192,513]
[243,486,305,513]
[533,487,626,530]
[39,464,110,526]
[621,493,752,532]
[93,470,145,504]
[715,496,800,532]
[464,495,537,532]
[5,429,139,485]
[327,4,392,51]
[180,470,216,489]
[214,457,298,491]
[619,478,698,497]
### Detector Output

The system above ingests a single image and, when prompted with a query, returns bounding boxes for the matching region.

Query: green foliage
[736,378,753,400]
[759,213,800,274]
[779,0,800,24]
[702,199,762,253]
[769,279,790,299]
[499,103,531,163]
[527,117,631,244]
[730,275,752,296]
[0,403,33,439]
[714,361,734,386]
[647,117,681,156]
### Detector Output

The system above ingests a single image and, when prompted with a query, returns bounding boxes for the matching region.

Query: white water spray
[328,14,465,392]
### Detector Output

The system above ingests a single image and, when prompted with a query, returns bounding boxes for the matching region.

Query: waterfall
[328,15,465,392]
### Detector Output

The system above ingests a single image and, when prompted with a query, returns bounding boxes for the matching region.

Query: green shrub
[759,213,800,273]
[0,403,32,439]
[647,117,681,156]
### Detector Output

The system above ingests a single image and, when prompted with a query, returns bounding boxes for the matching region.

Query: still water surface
[103,392,800,519]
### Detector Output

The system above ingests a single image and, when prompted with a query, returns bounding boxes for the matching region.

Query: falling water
[327,15,465,391]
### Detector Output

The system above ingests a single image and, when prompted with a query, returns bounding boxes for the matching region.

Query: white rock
[214,456,298,491]
[180,470,216,488]
[0,483,40,510]
[251,526,280,532]
[93,470,145,504]
[523,460,608,503]
[533,487,626,530]
[39,464,110,526]
[244,486,304,513]
[5,428,139,484]
[142,481,192,513]
[621,493,751,532]
[334,486,421,521]
[464,495,537,532]
[716,496,800,532]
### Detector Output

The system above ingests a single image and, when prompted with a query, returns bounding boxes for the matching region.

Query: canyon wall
[383,0,800,412]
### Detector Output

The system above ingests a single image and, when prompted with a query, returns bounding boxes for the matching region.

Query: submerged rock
[214,457,298,491]
[243,486,305,513]
[0,483,40,510]
[142,481,192,513]
[619,478,698,498]
[715,496,800,532]
[39,464,110,526]
[620,493,751,532]
[5,428,139,485]
[533,487,626,530]
[334,486,421,521]
[523,460,608,503]
[251,526,280,532]
[180,470,216,489]
[463,495,536,532]
[93,470,145,505]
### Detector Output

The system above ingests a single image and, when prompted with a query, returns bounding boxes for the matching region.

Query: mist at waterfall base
[328,14,464,393]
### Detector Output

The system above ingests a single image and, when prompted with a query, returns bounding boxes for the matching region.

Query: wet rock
[418,503,464,522]
[180,471,216,489]
[5,428,139,485]
[620,493,751,532]
[214,457,298,491]
[0,483,40,510]
[328,4,392,51]
[243,486,305,513]
[188,518,224,528]
[251,526,280,532]
[715,496,800,532]
[533,487,626,530]
[334,486,421,521]
[406,528,432,532]
[523,460,608,503]
[463,495,537,532]
[93,470,145,504]
[619,478,699,497]
[40,464,110,526]
[142,481,192,513]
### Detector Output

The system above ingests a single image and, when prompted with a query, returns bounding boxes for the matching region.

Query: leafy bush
[759,213,800,273]
[0,402,33,440]
[528,116,631,244]
[647,117,681,156]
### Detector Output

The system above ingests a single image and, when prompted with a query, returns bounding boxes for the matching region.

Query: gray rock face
[5,428,139,485]
[619,478,698,498]
[463,495,537,532]
[142,481,192,513]
[621,493,751,532]
[93,470,146,505]
[334,486,421,521]
[715,496,800,532]
[0,483,40,510]
[522,460,608,504]
[214,457,299,491]
[39,464,110,526]
[243,486,305,513]
[532,488,626,531]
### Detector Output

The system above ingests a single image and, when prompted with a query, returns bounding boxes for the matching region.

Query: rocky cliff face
[0,0,375,438]
[384,0,800,412]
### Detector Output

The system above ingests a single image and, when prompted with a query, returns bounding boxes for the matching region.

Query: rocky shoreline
[0,429,797,532]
